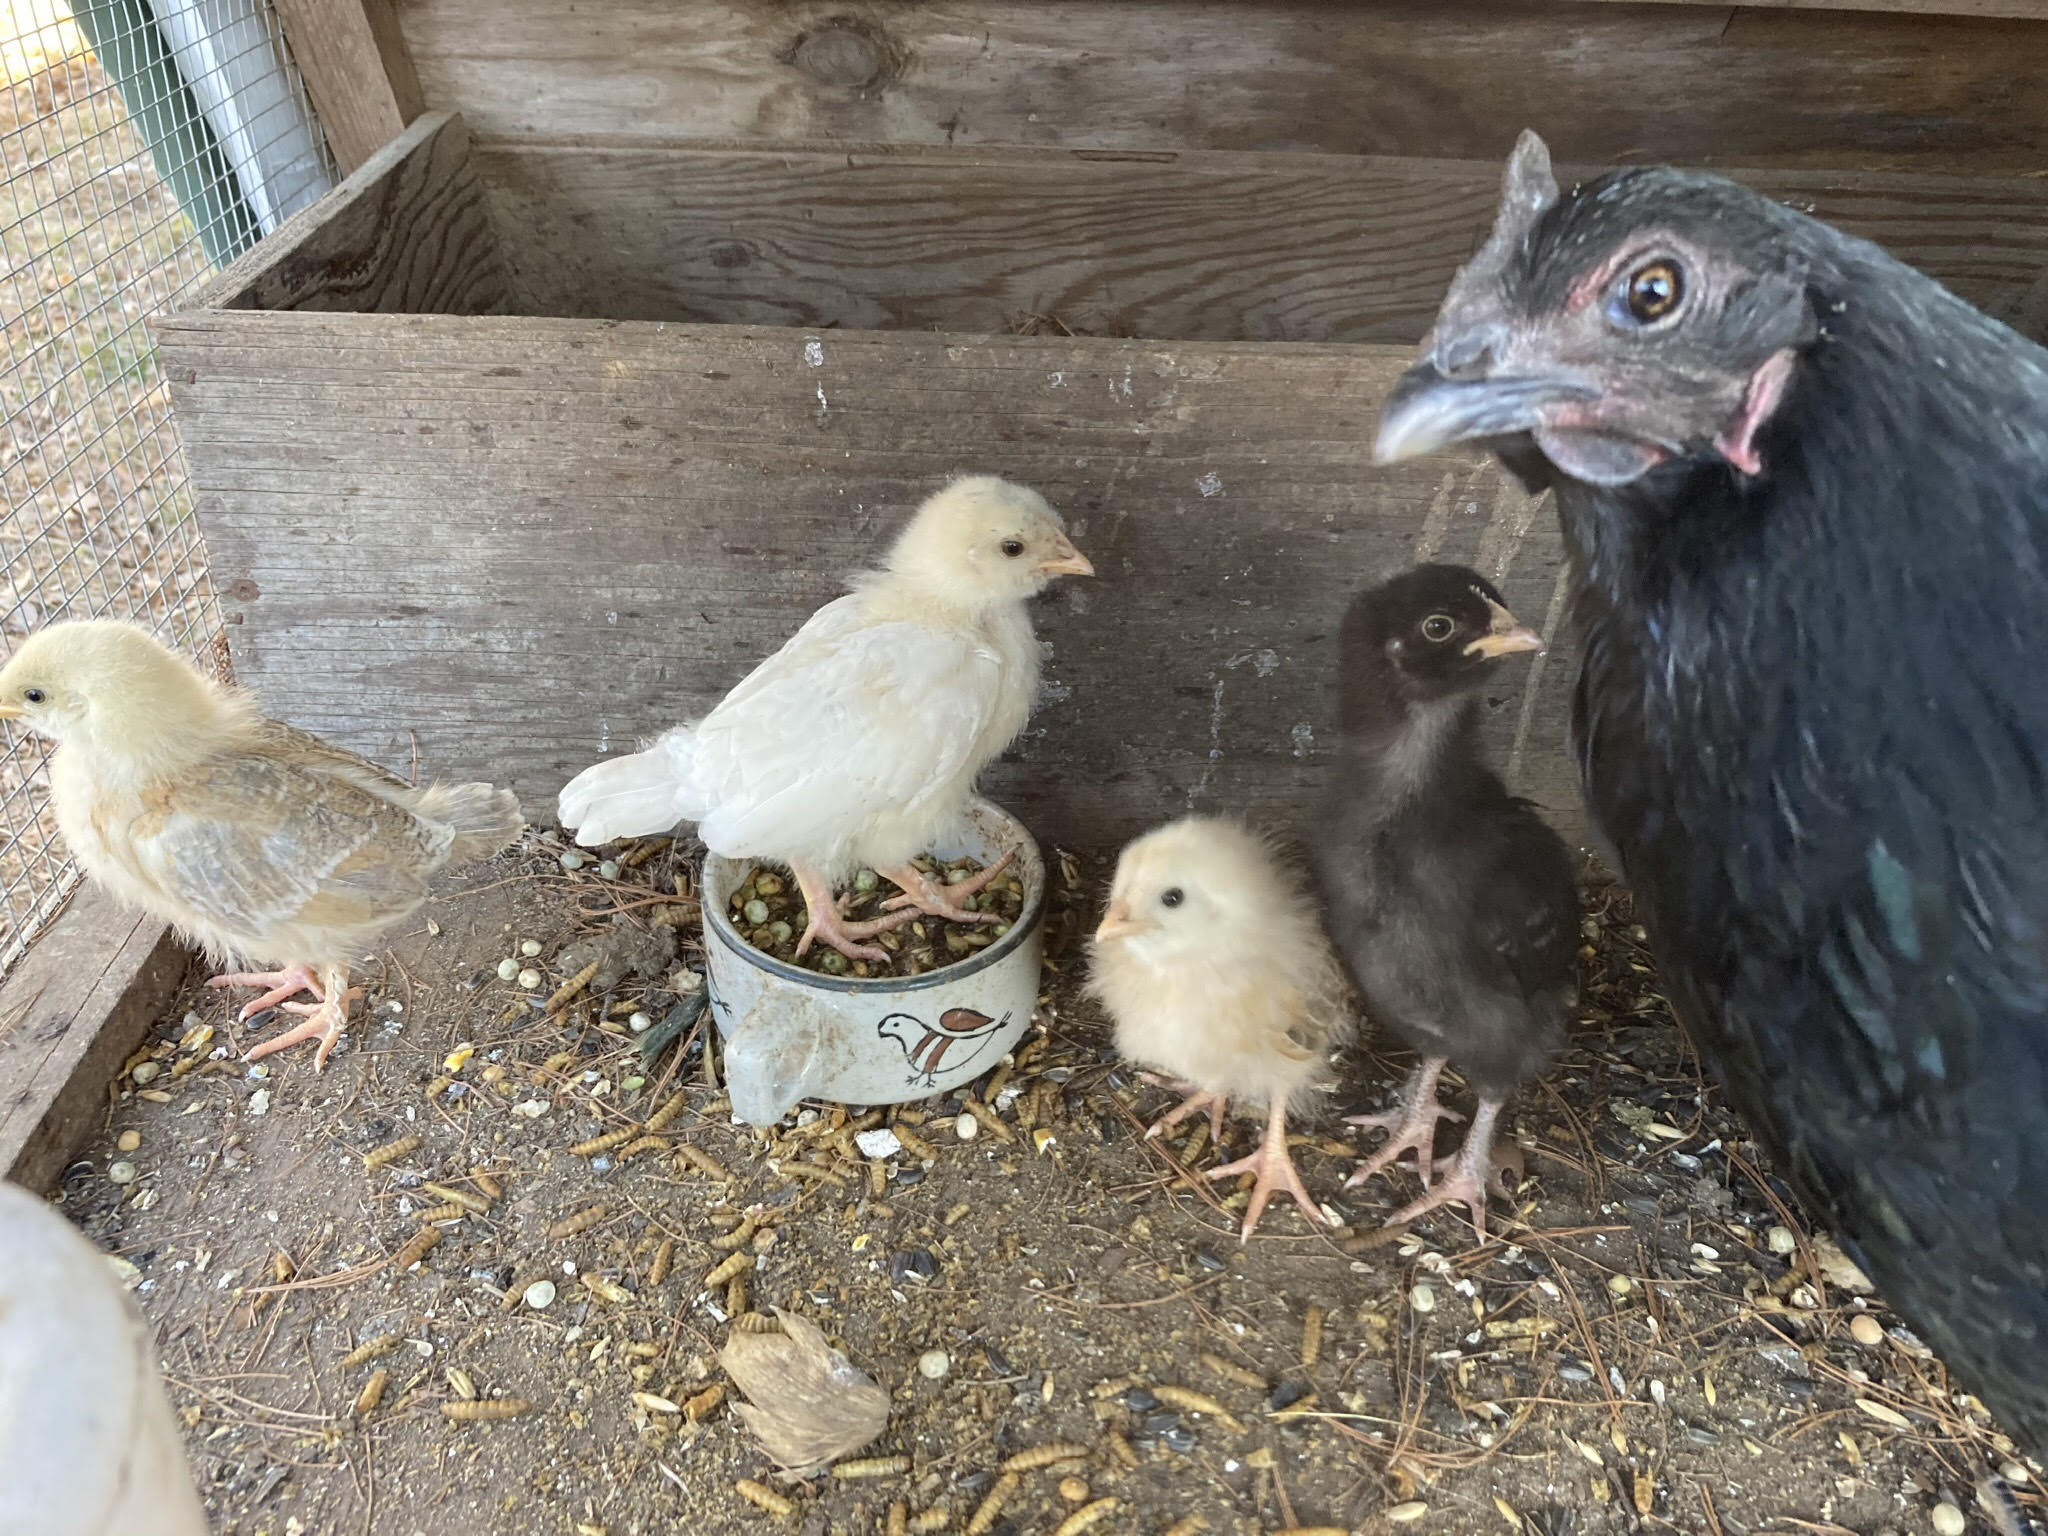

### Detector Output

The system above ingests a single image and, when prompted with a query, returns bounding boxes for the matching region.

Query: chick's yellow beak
[1094,900,1147,943]
[0,704,22,721]
[1464,595,1543,659]
[1038,533,1094,578]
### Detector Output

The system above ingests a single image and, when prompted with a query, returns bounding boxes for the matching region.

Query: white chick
[1090,817,1354,1241]
[0,621,524,1070]
[558,475,1092,961]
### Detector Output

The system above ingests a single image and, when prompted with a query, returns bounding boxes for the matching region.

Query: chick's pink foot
[1141,1082,1229,1145]
[1344,1057,1462,1191]
[1208,1100,1326,1242]
[790,863,920,963]
[207,964,321,1020]
[1385,1099,1511,1239]
[243,965,360,1072]
[879,847,1017,924]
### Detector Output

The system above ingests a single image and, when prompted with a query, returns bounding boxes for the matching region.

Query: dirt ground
[54,832,2045,1536]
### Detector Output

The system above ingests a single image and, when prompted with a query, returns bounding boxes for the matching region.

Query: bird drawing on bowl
[1377,129,2048,1451]
[559,476,1091,962]
[0,620,523,1070]
[1312,564,1577,1238]
[878,1007,1007,1086]
[1091,817,1353,1241]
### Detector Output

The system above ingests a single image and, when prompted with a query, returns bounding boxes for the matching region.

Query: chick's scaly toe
[208,963,323,1021]
[878,847,1015,923]
[245,979,359,1072]
[1207,1102,1326,1243]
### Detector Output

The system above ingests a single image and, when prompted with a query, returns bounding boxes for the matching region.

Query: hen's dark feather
[1522,168,2048,1446]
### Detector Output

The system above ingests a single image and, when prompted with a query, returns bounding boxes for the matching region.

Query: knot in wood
[783,18,900,91]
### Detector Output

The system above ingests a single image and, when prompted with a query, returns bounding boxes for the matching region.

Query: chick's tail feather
[415,781,525,863]
[557,728,702,848]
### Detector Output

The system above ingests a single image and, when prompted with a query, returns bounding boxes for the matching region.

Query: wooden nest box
[154,0,2048,854]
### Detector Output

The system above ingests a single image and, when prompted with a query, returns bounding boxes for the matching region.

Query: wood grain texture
[476,138,2048,344]
[395,0,2048,173]
[196,112,510,317]
[0,883,188,1192]
[152,315,1586,851]
[1579,0,2046,15]
[274,0,424,174]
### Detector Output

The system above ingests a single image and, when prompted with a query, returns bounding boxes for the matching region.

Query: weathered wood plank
[474,138,2048,344]
[394,0,2048,173]
[0,882,188,1193]
[152,315,1585,851]
[193,111,509,317]
[1579,0,2046,15]
[274,0,424,174]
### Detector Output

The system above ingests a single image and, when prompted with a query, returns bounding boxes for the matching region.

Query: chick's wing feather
[688,604,1001,853]
[135,751,450,941]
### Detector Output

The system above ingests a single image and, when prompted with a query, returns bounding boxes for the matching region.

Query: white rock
[521,939,542,957]
[856,1129,903,1159]
[953,1114,979,1142]
[496,958,520,981]
[523,1280,558,1310]
[249,1089,270,1117]
[917,1349,950,1380]
[107,1161,137,1185]
[518,968,543,990]
[1409,1284,1435,1314]
[513,1098,550,1118]
[130,1061,160,1085]
[629,1012,653,1033]
[1932,1502,1966,1536]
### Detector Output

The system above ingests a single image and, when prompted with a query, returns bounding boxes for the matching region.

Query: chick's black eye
[1624,259,1684,324]
[1000,538,1025,558]
[22,689,43,704]
[1160,887,1184,909]
[1420,614,1455,643]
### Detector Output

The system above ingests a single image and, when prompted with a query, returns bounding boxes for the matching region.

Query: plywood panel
[476,138,2048,343]
[152,314,1586,852]
[396,0,2048,173]
[272,0,424,173]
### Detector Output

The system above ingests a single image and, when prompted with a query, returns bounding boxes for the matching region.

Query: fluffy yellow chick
[1090,817,1353,1240]
[0,621,523,1069]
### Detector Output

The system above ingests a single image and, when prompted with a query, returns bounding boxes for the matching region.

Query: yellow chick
[0,621,523,1070]
[1090,816,1353,1240]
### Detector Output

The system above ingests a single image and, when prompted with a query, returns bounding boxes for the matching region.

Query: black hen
[1377,131,2048,1448]
[1314,564,1579,1237]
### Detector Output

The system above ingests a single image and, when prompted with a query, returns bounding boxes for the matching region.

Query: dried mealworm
[725,1274,748,1315]
[647,1237,675,1287]
[581,1272,633,1304]
[412,1202,468,1225]
[704,1251,754,1289]
[391,1226,440,1271]
[340,1332,402,1369]
[615,1134,667,1163]
[909,1511,950,1534]
[868,1159,888,1197]
[683,1383,725,1422]
[362,1134,420,1172]
[1198,1353,1267,1391]
[1150,1386,1244,1431]
[1000,1442,1091,1473]
[943,1202,972,1226]
[676,1143,732,1181]
[772,1159,847,1186]
[1162,1521,1205,1536]
[547,1204,610,1240]
[960,1096,1016,1144]
[1271,1528,1348,1536]
[734,1480,795,1517]
[420,1180,491,1213]
[645,1090,689,1134]
[1102,1429,1139,1469]
[1050,1499,1118,1536]
[423,1075,454,1102]
[964,1472,1019,1535]
[440,1397,532,1422]
[888,1502,909,1536]
[1300,1304,1324,1369]
[732,1311,781,1334]
[353,1368,389,1416]
[893,1124,939,1161]
[831,1456,910,1480]
[568,1125,641,1158]
[468,1168,503,1200]
[545,959,602,1014]
[538,1050,575,1078]
[709,1216,758,1251]
[621,835,668,867]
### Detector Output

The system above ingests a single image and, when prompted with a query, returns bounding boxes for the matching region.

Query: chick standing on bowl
[1313,565,1578,1237]
[1091,817,1353,1241]
[0,620,524,1070]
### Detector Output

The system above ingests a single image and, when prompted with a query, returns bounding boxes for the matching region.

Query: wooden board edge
[274,0,425,175]
[179,109,464,313]
[1567,0,2047,16]
[0,882,190,1194]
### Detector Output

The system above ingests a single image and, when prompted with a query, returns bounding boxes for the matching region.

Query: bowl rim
[701,807,1046,996]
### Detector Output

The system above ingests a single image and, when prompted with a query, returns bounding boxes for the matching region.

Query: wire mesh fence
[0,0,333,975]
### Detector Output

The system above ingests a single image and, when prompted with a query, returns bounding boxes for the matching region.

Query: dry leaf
[721,1308,888,1474]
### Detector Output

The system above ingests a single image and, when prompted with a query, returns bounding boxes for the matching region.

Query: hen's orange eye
[1626,260,1684,324]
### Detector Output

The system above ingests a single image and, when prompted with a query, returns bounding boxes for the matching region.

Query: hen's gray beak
[1373,362,1596,464]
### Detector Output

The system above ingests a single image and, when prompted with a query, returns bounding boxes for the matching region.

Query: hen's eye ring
[1626,260,1684,324]
[1000,538,1025,557]
[1421,615,1455,643]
